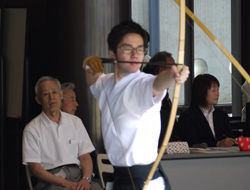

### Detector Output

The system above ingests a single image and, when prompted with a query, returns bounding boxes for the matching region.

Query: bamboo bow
[144,1,250,189]
[143,0,186,189]
[174,0,250,85]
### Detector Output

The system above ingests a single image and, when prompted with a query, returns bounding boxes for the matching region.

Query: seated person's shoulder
[23,113,43,132]
[177,107,201,127]
[214,107,228,116]
[61,111,82,123]
[179,107,196,117]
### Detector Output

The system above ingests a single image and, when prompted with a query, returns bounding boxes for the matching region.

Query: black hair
[107,20,147,55]
[150,51,172,63]
[143,51,172,75]
[191,74,220,108]
[144,29,150,44]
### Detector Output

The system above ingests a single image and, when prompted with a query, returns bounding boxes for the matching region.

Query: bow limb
[142,0,186,189]
[174,0,250,85]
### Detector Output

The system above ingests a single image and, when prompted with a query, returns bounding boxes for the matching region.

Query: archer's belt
[113,162,161,184]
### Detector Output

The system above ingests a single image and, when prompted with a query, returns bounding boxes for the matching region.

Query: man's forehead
[65,89,76,97]
[122,44,144,47]
[120,33,143,43]
[41,87,59,92]
[39,80,60,91]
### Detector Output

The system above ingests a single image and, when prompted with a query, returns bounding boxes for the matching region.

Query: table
[161,147,250,190]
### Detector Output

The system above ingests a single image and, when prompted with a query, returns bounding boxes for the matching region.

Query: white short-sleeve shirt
[22,111,95,170]
[90,70,166,166]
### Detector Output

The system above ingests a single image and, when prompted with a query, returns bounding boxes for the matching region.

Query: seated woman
[177,74,236,147]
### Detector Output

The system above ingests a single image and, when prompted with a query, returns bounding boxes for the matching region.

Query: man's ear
[35,95,41,105]
[60,90,63,100]
[109,50,116,60]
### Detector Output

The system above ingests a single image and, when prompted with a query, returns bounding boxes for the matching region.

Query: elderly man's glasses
[119,45,147,55]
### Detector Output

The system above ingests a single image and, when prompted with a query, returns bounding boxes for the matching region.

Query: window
[132,0,232,106]
[194,0,231,104]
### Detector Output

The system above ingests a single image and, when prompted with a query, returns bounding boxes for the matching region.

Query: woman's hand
[217,138,236,147]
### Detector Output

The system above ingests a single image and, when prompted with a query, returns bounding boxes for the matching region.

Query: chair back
[244,102,250,136]
[97,153,114,188]
[25,165,33,190]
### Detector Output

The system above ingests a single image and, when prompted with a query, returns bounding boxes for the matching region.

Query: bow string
[174,0,250,85]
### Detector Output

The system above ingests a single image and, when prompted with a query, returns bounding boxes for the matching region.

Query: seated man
[61,82,79,115]
[22,76,102,190]
[143,51,181,146]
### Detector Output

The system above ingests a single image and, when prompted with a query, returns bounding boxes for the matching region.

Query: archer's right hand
[83,56,104,75]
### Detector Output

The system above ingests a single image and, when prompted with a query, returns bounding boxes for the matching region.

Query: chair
[97,153,114,189]
[244,102,250,136]
[25,165,34,190]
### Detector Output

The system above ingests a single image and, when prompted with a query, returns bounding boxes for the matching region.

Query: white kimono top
[90,70,166,166]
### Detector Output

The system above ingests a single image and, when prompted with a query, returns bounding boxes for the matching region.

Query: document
[190,146,240,154]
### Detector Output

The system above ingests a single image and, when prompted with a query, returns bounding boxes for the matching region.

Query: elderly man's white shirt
[90,71,166,166]
[22,111,95,170]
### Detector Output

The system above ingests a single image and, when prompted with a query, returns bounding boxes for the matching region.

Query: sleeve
[22,129,41,165]
[123,74,166,114]
[77,119,95,156]
[90,73,107,99]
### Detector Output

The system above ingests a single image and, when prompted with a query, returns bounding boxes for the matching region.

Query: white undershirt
[200,106,216,139]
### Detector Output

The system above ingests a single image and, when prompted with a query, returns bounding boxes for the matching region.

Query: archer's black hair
[144,29,150,44]
[107,20,147,55]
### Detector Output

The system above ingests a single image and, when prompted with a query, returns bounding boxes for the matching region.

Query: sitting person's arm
[76,153,93,190]
[216,138,235,147]
[216,110,236,147]
[23,128,78,189]
[29,163,78,189]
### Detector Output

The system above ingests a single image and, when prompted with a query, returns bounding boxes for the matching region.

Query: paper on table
[190,146,240,153]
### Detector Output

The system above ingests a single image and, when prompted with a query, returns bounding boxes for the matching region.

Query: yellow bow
[174,0,250,84]
[143,0,186,189]
[144,1,250,189]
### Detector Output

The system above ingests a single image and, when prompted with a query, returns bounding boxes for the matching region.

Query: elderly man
[22,76,102,190]
[61,82,79,115]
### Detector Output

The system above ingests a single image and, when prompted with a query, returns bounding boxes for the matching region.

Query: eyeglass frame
[118,44,148,55]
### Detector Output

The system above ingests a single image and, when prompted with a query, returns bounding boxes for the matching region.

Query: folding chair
[25,165,34,190]
[97,153,114,189]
